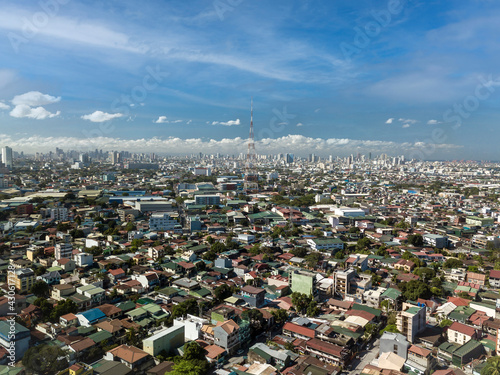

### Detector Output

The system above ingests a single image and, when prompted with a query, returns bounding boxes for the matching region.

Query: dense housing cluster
[1,150,500,375]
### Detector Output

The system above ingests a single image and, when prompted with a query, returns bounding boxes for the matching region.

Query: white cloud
[155,116,168,124]
[398,118,418,124]
[10,104,60,120]
[0,102,10,110]
[186,120,192,125]
[402,124,411,128]
[155,116,183,124]
[12,91,61,106]
[296,123,303,127]
[385,118,394,124]
[427,119,441,125]
[212,119,241,126]
[81,111,123,122]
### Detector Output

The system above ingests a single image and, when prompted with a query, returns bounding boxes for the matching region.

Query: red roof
[305,338,344,358]
[283,322,315,338]
[490,270,500,279]
[109,268,125,276]
[448,322,475,337]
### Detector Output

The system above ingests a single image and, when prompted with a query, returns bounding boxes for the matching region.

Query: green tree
[399,280,432,301]
[306,300,320,317]
[291,292,312,314]
[30,280,49,298]
[407,234,424,247]
[439,319,453,328]
[356,237,371,251]
[270,309,289,325]
[380,324,400,334]
[481,356,500,375]
[290,247,307,258]
[213,284,232,301]
[443,257,462,268]
[23,344,69,375]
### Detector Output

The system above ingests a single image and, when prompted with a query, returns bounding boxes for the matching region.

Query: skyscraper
[2,146,13,169]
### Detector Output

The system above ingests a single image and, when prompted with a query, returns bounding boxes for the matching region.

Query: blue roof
[78,308,106,323]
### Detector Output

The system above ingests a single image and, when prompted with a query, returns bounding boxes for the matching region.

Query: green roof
[0,321,28,337]
[137,317,153,327]
[116,300,136,312]
[381,288,402,300]
[127,307,147,318]
[190,288,212,298]
[88,330,113,343]
[157,286,180,297]
[438,341,460,354]
[78,326,97,335]
[331,325,362,339]
[453,339,483,357]
[405,307,421,315]
[136,297,155,305]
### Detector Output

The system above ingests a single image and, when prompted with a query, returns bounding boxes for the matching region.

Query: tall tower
[244,99,258,192]
[2,147,13,170]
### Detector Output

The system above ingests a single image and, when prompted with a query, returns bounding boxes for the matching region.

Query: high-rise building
[2,146,13,169]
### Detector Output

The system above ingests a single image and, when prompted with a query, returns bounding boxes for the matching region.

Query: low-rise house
[213,319,240,354]
[447,322,477,345]
[142,326,184,356]
[404,345,436,375]
[466,272,486,287]
[37,270,61,285]
[240,285,266,308]
[303,338,350,366]
[379,332,409,359]
[105,344,154,371]
[248,342,292,370]
[283,322,316,340]
[76,308,107,327]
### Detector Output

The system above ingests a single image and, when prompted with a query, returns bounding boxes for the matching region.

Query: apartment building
[397,302,426,343]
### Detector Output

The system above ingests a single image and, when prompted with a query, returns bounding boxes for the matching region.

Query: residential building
[447,322,476,345]
[55,243,73,260]
[466,272,486,287]
[105,344,153,371]
[240,285,266,308]
[213,319,240,354]
[0,321,30,361]
[397,302,426,343]
[50,207,69,221]
[379,332,410,360]
[173,314,209,341]
[306,238,344,251]
[423,234,448,248]
[11,268,35,293]
[149,212,178,231]
[290,270,318,298]
[74,252,93,268]
[143,326,184,356]
[194,195,220,206]
[334,268,356,298]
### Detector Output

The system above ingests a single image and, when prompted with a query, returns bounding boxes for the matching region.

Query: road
[348,338,380,375]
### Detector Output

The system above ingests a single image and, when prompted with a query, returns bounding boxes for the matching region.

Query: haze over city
[1,0,500,158]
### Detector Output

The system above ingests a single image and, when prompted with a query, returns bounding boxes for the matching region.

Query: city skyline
[1,1,500,159]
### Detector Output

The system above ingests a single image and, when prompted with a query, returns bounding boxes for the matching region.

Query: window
[393,344,398,354]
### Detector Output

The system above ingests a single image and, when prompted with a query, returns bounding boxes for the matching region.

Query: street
[348,338,380,375]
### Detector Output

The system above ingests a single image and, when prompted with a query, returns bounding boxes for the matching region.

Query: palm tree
[483,358,500,375]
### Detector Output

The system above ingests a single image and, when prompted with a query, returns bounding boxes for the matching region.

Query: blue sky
[0,0,499,159]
